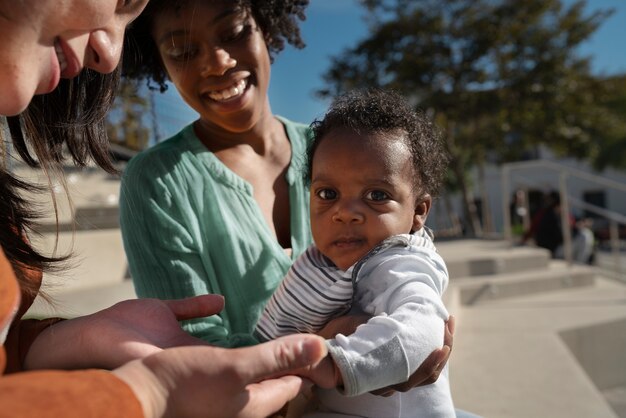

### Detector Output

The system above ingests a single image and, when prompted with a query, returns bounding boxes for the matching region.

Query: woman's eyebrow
[156,8,241,45]
[212,8,241,23]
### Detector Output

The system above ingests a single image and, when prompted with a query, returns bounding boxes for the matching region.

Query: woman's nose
[85,28,123,74]
[200,48,237,77]
[85,10,135,75]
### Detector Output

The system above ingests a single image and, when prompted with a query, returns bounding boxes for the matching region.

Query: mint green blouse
[119,117,312,347]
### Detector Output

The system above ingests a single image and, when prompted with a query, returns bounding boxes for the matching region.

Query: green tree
[318,0,617,236]
[107,78,150,152]
[592,75,626,170]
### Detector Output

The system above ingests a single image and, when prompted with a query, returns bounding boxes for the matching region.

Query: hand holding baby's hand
[295,354,343,389]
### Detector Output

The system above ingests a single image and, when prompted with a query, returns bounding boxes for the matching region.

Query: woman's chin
[0,90,33,116]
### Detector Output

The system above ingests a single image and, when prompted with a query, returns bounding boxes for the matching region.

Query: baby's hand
[298,354,343,389]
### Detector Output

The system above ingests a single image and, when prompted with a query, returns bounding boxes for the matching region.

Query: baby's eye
[365,190,389,201]
[316,189,338,200]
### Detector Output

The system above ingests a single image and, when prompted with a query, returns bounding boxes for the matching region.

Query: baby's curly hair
[123,0,308,91]
[307,88,449,198]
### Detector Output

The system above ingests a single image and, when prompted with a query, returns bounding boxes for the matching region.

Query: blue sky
[155,0,626,140]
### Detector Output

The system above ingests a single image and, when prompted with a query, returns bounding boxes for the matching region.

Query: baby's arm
[323,252,449,396]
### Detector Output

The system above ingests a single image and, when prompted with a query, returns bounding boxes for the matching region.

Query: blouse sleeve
[3,318,63,373]
[0,367,143,418]
[1,249,143,417]
[0,247,63,373]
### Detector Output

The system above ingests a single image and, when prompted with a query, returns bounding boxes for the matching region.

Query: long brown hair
[1,68,120,298]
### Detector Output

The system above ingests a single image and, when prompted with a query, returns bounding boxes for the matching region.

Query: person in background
[257,89,455,417]
[533,191,566,257]
[0,1,330,416]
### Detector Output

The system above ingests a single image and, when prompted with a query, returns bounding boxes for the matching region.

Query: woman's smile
[205,77,248,102]
[45,46,61,94]
[55,37,82,79]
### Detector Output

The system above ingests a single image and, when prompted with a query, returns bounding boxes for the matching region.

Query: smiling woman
[0,0,146,116]
[120,0,314,348]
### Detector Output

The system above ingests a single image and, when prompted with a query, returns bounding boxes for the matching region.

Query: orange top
[0,247,144,417]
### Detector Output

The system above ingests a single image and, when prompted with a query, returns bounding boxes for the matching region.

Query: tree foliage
[592,75,626,170]
[107,78,150,151]
[318,0,623,234]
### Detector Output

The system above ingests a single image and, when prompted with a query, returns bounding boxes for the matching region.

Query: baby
[256,88,455,417]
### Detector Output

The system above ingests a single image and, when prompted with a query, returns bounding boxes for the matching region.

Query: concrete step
[450,277,626,418]
[437,239,551,278]
[447,261,596,310]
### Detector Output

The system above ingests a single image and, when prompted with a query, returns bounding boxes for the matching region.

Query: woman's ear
[412,194,432,232]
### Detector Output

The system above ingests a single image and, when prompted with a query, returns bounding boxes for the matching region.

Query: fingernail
[300,338,327,363]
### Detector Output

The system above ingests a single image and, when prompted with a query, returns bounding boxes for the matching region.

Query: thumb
[237,334,328,383]
[164,294,225,321]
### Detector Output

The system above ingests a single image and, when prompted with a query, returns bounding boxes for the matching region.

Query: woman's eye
[317,189,337,200]
[365,190,389,201]
[222,23,249,42]
[165,45,198,61]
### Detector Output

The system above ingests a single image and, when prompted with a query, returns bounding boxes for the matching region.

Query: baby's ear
[412,194,432,232]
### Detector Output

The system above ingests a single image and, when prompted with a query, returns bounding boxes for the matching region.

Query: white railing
[501,160,626,280]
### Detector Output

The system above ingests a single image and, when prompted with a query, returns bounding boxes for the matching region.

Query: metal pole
[610,220,623,281]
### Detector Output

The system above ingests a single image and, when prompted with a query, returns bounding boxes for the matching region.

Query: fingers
[169,333,214,347]
[242,375,314,418]
[370,386,396,397]
[165,294,225,321]
[444,315,455,350]
[447,315,456,335]
[237,334,328,384]
[406,345,449,389]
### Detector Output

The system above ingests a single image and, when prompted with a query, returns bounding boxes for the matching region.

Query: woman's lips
[206,78,248,102]
[55,38,82,79]
[45,47,61,93]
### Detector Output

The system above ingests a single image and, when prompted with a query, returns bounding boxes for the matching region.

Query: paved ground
[450,276,626,418]
[25,236,626,418]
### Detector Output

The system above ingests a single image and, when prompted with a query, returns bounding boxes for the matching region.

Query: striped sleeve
[255,246,353,341]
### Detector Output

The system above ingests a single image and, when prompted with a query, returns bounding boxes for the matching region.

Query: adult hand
[370,315,455,396]
[114,334,328,418]
[24,295,225,370]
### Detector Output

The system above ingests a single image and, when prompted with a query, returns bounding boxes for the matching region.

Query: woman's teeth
[207,79,247,102]
[54,39,68,72]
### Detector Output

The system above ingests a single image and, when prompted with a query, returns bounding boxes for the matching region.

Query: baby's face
[309,128,429,270]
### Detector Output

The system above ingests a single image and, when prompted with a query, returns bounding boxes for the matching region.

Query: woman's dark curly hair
[123,0,309,91]
[307,88,449,198]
